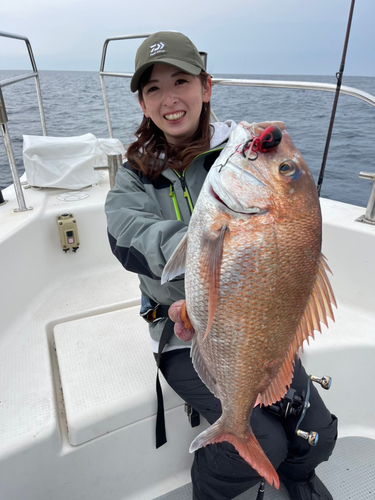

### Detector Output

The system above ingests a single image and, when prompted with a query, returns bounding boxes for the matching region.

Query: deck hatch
[54,306,182,445]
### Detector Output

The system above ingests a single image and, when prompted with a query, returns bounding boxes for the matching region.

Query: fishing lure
[241,124,283,160]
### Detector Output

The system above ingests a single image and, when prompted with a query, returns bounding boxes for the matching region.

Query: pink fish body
[162,121,336,488]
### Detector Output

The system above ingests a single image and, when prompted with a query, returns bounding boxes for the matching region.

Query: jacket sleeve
[105,164,187,280]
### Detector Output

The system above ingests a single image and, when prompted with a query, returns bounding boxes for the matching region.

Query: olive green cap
[130,31,205,93]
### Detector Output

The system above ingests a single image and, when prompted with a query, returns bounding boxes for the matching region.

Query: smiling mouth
[164,111,186,121]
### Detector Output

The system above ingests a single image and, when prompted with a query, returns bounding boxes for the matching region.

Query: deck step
[54,306,183,445]
[154,436,375,499]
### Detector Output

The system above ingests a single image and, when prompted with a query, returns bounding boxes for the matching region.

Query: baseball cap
[130,31,205,93]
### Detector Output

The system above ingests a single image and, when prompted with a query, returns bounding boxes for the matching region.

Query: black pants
[158,348,338,500]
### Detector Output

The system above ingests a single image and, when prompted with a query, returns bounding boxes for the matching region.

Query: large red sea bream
[162,121,336,488]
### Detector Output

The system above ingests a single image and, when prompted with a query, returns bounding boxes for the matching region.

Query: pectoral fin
[201,225,229,341]
[161,233,188,284]
[258,253,337,406]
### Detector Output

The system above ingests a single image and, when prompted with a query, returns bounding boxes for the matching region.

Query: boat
[0,30,374,500]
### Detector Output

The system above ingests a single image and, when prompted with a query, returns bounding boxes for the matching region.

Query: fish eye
[279,160,298,177]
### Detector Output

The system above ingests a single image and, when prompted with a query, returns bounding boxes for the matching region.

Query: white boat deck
[0,173,374,499]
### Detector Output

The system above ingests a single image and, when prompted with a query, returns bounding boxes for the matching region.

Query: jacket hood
[210,120,237,149]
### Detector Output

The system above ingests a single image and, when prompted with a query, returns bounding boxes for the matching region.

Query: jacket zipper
[170,146,225,218]
[169,184,182,221]
[173,169,194,214]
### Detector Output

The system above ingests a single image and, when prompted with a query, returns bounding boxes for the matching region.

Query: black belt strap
[155,317,174,448]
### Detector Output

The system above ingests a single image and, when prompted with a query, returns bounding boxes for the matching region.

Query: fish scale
[162,121,336,489]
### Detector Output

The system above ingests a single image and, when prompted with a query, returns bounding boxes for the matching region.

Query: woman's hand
[168,300,195,341]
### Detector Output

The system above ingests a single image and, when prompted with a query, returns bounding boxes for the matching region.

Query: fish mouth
[209,185,268,215]
[209,162,268,215]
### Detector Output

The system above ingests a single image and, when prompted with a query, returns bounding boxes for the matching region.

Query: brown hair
[126,68,212,181]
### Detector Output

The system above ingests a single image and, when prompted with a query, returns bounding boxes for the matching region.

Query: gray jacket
[105,120,236,347]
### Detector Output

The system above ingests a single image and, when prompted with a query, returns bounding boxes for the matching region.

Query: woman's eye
[146,86,158,94]
[176,79,188,85]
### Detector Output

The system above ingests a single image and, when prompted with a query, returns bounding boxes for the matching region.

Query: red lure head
[253,125,283,153]
[239,124,283,159]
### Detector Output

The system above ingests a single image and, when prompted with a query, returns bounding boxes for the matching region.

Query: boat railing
[357,172,375,225]
[0,31,48,211]
[100,34,152,139]
[100,33,375,224]
[100,34,375,132]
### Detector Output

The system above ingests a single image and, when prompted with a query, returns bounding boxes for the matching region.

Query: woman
[105,31,337,500]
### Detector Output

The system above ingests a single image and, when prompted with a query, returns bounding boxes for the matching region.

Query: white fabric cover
[23,134,125,189]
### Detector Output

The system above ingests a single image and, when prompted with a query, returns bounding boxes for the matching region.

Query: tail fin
[189,419,280,489]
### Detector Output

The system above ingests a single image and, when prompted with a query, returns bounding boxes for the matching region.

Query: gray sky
[0,0,374,76]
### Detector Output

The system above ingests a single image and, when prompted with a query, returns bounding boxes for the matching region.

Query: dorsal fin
[201,225,229,341]
[258,253,337,406]
[161,233,188,284]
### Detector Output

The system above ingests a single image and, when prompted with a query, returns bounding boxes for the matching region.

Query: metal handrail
[211,78,375,107]
[1,72,39,87]
[99,34,375,139]
[99,34,375,222]
[0,31,47,135]
[357,172,375,225]
[100,34,152,138]
[0,31,48,211]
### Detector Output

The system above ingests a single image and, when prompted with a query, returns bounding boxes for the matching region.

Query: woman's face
[139,63,212,145]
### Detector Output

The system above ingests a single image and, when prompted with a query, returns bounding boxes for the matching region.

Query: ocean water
[0,70,374,207]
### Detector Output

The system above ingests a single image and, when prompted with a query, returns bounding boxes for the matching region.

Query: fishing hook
[217,150,237,172]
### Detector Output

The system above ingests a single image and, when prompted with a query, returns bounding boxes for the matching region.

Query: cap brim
[130,58,202,93]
